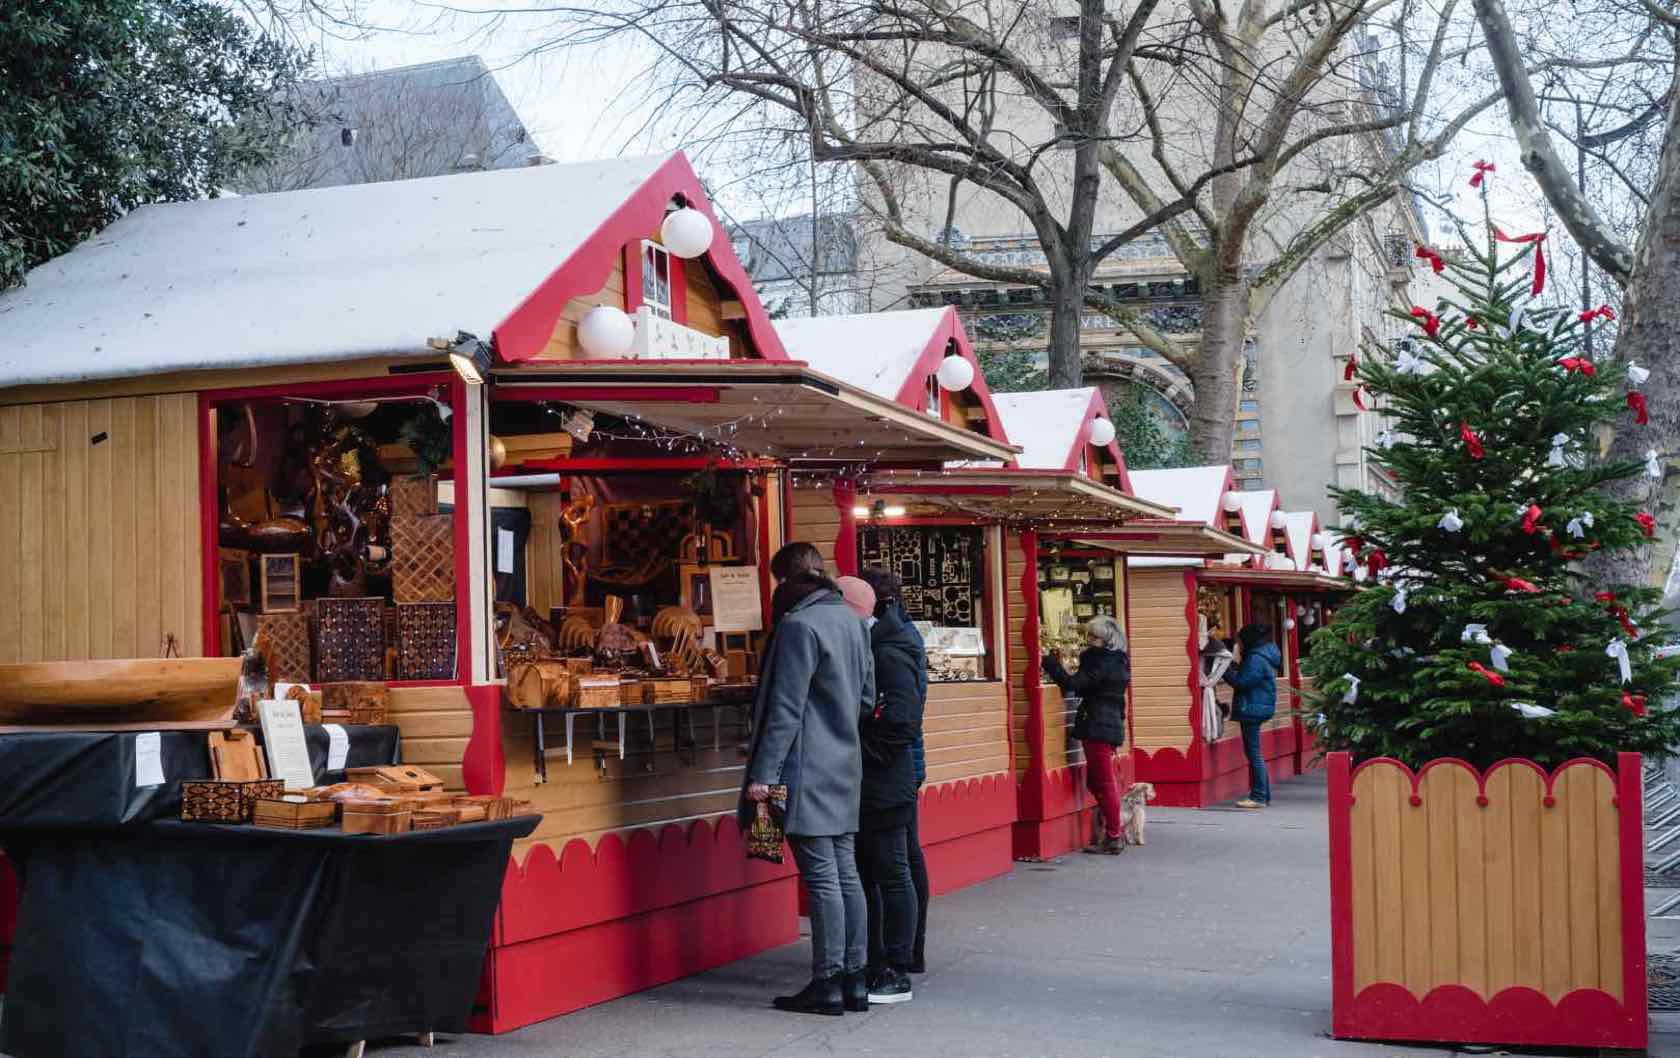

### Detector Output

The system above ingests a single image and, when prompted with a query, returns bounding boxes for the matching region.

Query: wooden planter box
[1327,751,1646,1051]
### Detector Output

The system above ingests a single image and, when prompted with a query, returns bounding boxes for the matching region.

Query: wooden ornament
[387,475,439,519]
[397,602,456,680]
[390,514,455,603]
[256,612,312,683]
[314,598,386,683]
[322,682,389,726]
[258,553,301,613]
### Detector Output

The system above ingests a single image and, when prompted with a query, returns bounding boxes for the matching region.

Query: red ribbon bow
[1343,354,1357,381]
[1352,385,1371,411]
[1637,512,1657,537]
[1624,691,1648,716]
[1615,608,1639,637]
[1468,661,1506,686]
[1366,549,1388,576]
[1580,304,1616,324]
[1415,245,1445,274]
[1595,591,1618,604]
[1558,357,1596,377]
[1492,227,1548,296]
[1629,392,1649,425]
[1521,504,1543,534]
[1410,306,1441,338]
[1460,421,1484,460]
[1503,577,1540,593]
[1469,160,1496,188]
[1467,316,1480,330]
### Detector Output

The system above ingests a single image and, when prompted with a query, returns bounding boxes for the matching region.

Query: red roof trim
[888,308,1014,457]
[493,152,789,364]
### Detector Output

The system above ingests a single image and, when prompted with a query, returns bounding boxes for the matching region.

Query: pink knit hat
[835,576,877,619]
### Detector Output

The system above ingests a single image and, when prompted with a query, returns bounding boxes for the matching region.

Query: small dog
[1120,782,1155,847]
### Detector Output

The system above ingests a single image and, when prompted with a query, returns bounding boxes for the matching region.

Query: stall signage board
[709,565,764,633]
[629,306,730,360]
[259,699,315,790]
[858,526,984,627]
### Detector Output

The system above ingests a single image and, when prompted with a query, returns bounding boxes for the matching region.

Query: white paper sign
[709,565,764,633]
[134,731,165,788]
[496,528,515,575]
[324,723,351,772]
[258,699,316,791]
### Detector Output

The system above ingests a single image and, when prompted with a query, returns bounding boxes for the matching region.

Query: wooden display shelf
[523,683,757,781]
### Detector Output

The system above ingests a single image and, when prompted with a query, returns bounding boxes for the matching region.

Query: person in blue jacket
[1223,623,1282,809]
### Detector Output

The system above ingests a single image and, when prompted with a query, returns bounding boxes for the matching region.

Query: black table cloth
[0,816,535,1058]
[0,726,401,829]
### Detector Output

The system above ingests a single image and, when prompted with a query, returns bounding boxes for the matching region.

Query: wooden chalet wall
[1128,568,1195,754]
[389,685,474,791]
[0,395,202,662]
[536,257,743,361]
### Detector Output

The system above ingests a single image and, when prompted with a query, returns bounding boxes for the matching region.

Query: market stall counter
[0,815,536,1058]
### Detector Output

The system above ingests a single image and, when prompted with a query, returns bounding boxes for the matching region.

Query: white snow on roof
[0,154,674,388]
[1229,489,1277,546]
[1129,556,1196,569]
[1322,539,1346,577]
[1282,511,1317,572]
[989,388,1097,470]
[1128,465,1230,525]
[773,308,949,399]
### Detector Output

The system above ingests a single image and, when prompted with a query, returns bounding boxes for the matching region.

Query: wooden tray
[0,657,243,733]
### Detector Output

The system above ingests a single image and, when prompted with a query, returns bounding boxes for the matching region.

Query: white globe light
[577,305,635,358]
[1269,509,1288,530]
[1087,416,1116,447]
[935,356,975,392]
[1310,532,1327,551]
[1222,491,1242,512]
[660,207,714,259]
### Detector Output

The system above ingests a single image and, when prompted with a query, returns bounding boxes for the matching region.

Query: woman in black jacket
[1042,615,1131,855]
[845,568,926,1005]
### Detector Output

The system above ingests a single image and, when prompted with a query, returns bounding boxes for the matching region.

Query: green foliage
[0,0,309,289]
[400,406,452,477]
[1300,214,1680,769]
[1106,383,1199,470]
[681,465,740,527]
[978,349,1046,393]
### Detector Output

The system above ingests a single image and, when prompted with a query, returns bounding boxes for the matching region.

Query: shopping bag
[746,785,789,863]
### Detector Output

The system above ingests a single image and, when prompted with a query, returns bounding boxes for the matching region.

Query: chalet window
[641,241,674,319]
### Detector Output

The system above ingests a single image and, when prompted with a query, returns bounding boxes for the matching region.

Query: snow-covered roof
[1128,465,1231,526]
[1229,489,1278,547]
[773,308,950,399]
[0,154,679,388]
[990,388,1102,471]
[1282,511,1318,572]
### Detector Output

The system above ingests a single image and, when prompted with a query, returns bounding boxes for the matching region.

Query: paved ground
[348,773,1680,1058]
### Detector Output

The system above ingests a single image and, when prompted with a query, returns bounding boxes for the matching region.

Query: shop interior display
[1036,549,1122,667]
[859,525,989,682]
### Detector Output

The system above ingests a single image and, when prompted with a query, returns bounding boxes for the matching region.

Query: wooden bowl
[0,657,244,732]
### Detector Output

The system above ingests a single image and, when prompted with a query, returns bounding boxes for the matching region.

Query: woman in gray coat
[742,543,876,1015]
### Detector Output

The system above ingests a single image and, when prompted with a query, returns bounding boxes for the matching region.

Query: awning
[857,468,1176,525]
[1069,519,1268,557]
[490,361,1018,464]
[1196,563,1352,592]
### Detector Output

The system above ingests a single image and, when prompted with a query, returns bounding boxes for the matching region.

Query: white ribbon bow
[1566,511,1595,539]
[1462,623,1492,645]
[1647,450,1664,479]
[1490,643,1513,673]
[1391,586,1407,614]
[1509,304,1527,335]
[1394,348,1425,375]
[1438,509,1463,533]
[1511,702,1555,719]
[1375,428,1397,449]
[1606,639,1632,684]
[1341,674,1361,704]
[1629,362,1651,386]
[1547,432,1570,468]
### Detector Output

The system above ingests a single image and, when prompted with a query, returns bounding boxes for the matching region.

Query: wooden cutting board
[209,729,268,781]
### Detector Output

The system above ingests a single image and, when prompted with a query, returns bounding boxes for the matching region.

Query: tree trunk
[1045,272,1087,390]
[1186,269,1249,462]
[1586,94,1680,591]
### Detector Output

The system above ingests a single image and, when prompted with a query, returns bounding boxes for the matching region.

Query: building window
[1239,400,1260,412]
[642,241,673,319]
[1236,439,1262,451]
[1237,419,1260,433]
[1239,477,1265,489]
[1235,458,1262,471]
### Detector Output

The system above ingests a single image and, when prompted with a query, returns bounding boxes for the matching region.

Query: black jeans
[907,796,928,961]
[857,823,919,971]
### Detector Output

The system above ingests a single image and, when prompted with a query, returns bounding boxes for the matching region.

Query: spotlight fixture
[447,331,492,385]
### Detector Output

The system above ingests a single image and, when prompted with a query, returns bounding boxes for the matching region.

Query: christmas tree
[1302,192,1680,769]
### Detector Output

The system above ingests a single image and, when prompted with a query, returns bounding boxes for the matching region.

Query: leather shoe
[772,975,845,1016]
[843,970,869,1012]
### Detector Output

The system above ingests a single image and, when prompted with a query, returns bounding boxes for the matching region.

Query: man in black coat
[846,568,926,1004]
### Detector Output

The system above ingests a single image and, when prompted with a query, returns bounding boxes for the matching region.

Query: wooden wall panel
[788,482,840,567]
[389,685,473,790]
[0,395,201,662]
[684,259,725,337]
[526,491,565,615]
[923,681,1009,785]
[537,258,629,361]
[1348,759,1624,1000]
[1128,569,1193,751]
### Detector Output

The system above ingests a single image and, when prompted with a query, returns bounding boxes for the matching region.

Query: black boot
[843,970,870,1012]
[772,975,845,1015]
[867,966,914,1005]
[908,949,926,975]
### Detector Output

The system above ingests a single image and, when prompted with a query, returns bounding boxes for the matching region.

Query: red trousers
[1083,739,1123,839]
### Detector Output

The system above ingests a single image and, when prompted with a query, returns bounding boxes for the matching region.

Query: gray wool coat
[739,589,875,837]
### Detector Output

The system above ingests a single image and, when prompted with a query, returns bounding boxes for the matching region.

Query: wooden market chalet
[0,151,1349,1030]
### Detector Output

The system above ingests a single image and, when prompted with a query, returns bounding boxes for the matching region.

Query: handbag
[746,784,790,863]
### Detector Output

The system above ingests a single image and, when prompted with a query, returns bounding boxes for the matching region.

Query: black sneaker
[842,970,870,1012]
[773,975,845,1015]
[867,967,913,1005]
